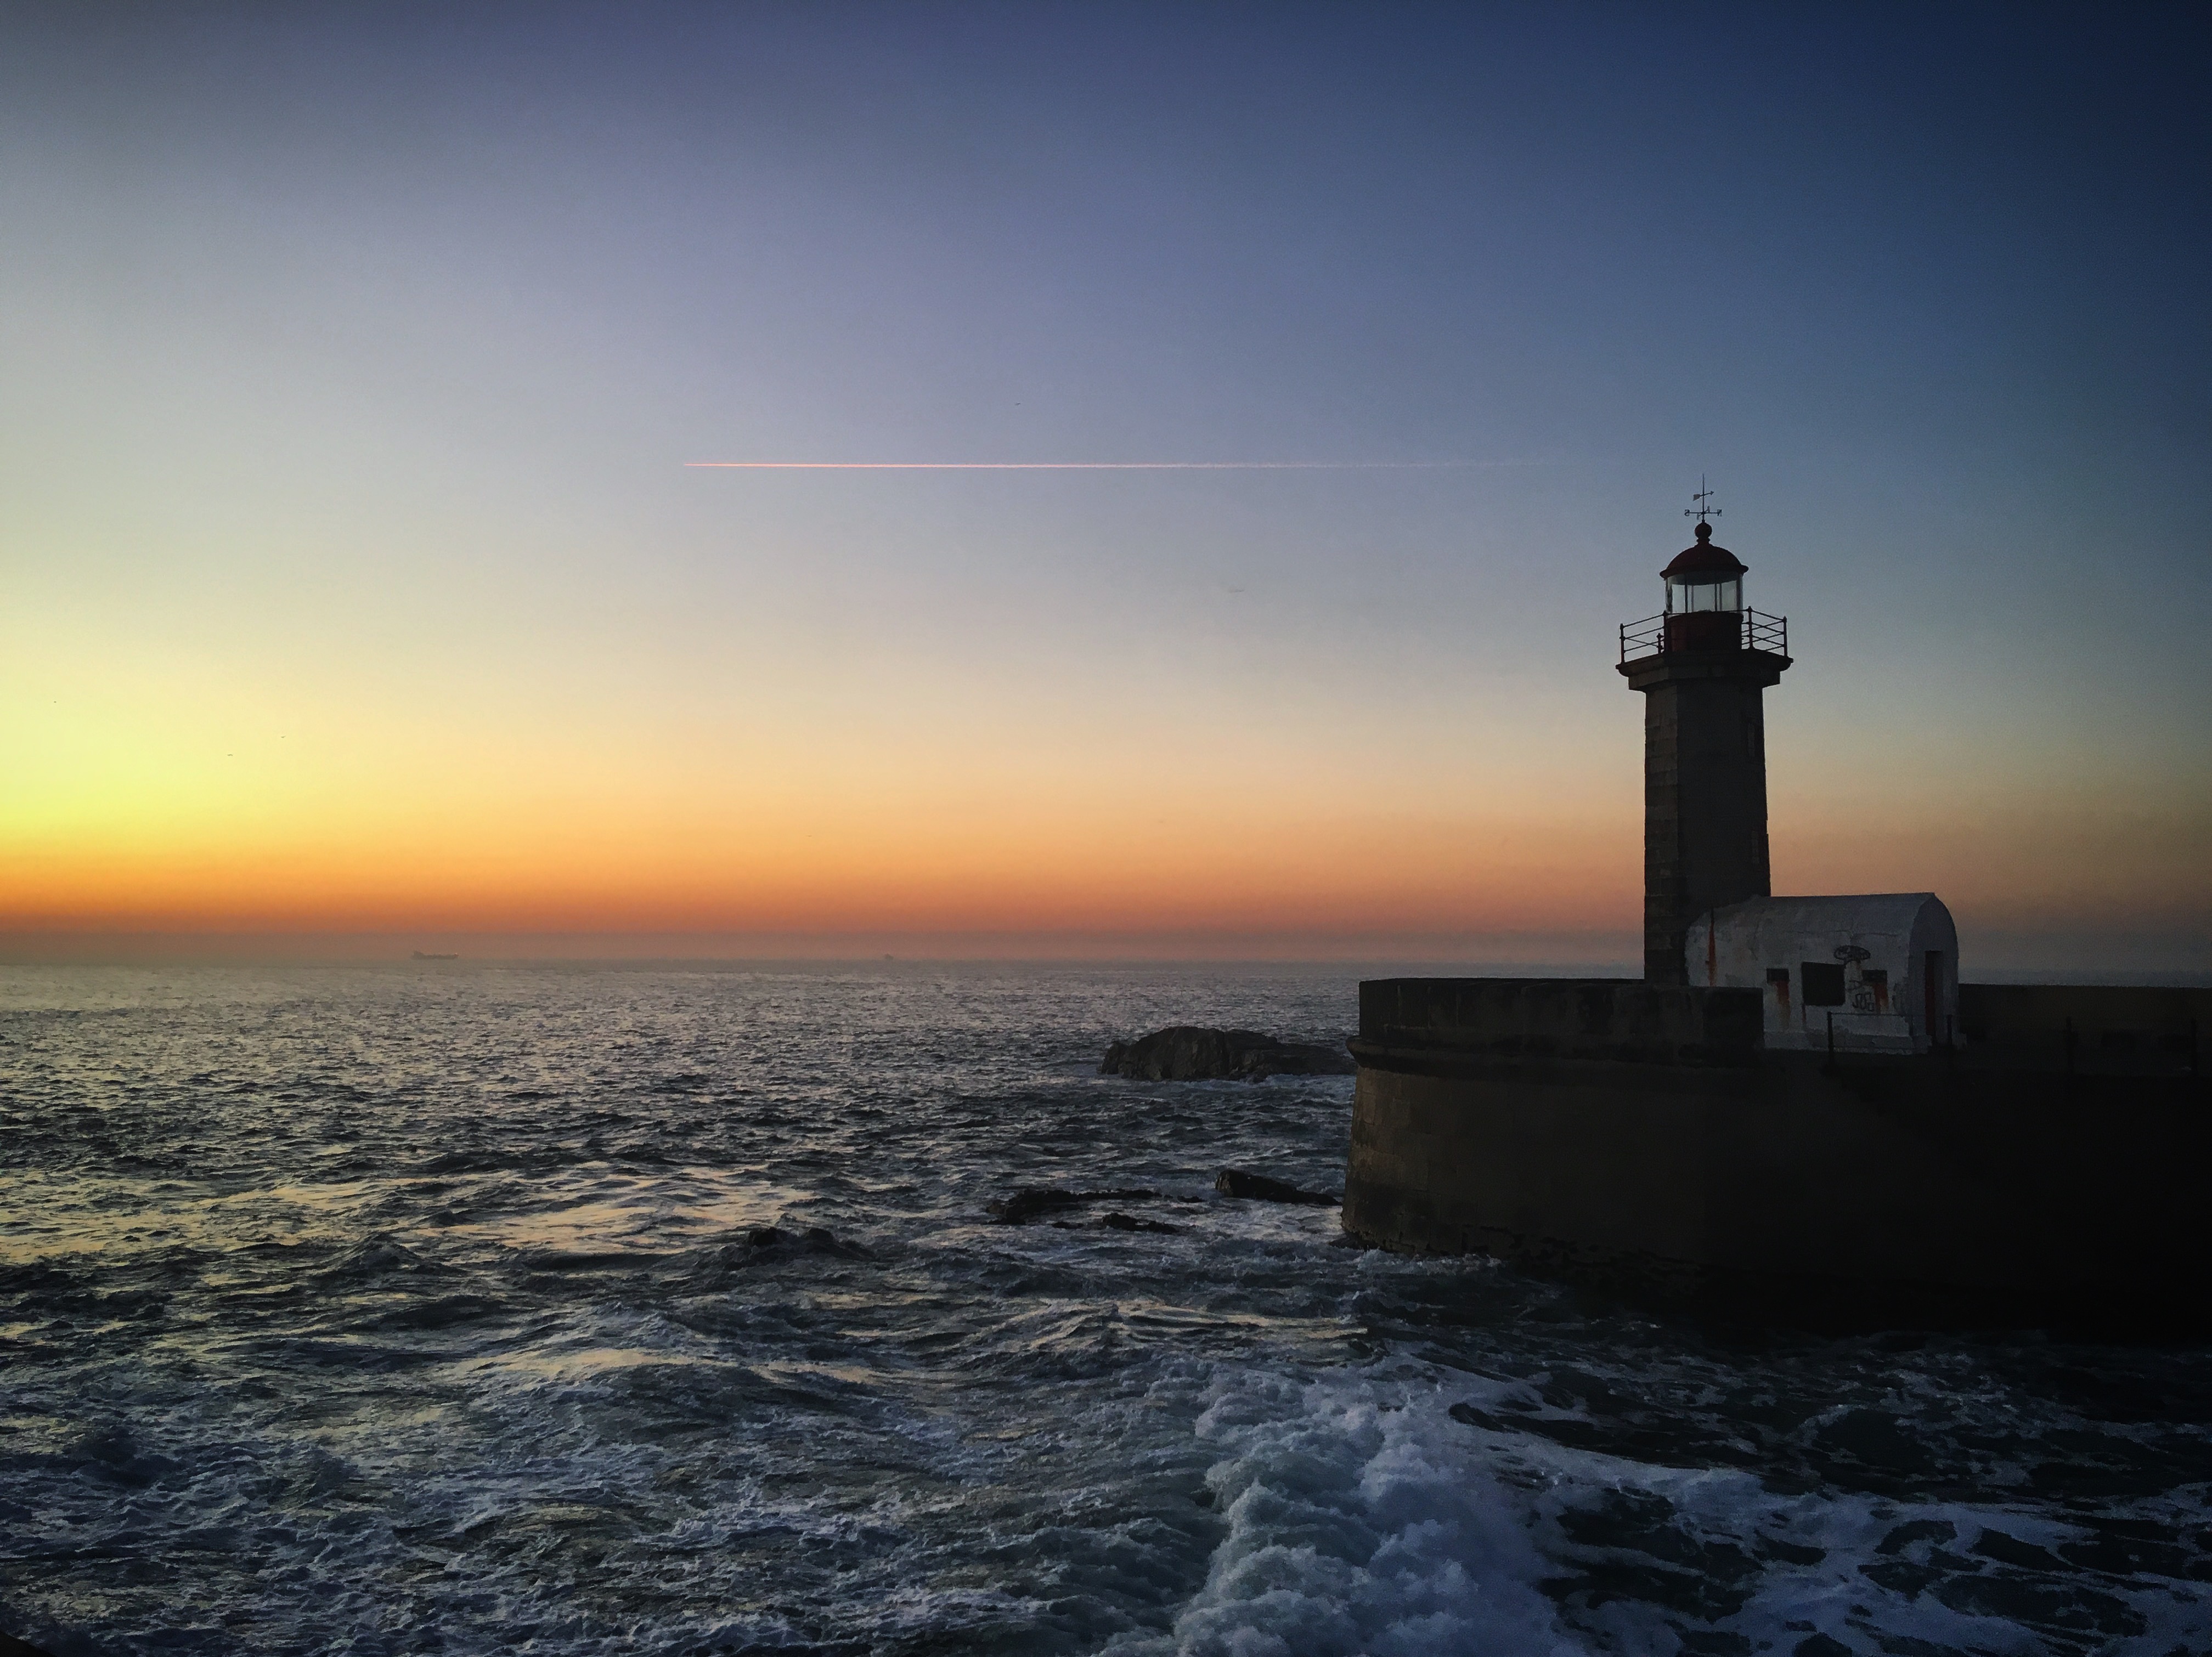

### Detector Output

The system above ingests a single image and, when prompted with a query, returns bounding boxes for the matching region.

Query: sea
[3,962,2209,1657]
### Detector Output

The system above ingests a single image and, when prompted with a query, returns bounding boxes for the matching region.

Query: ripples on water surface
[3,963,2209,1656]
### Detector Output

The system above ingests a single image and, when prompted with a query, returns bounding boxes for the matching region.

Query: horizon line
[682,460,1520,470]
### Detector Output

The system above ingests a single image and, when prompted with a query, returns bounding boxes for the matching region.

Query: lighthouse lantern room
[1662,521,1748,651]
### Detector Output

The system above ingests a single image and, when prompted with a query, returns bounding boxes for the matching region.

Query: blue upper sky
[3,3,2206,965]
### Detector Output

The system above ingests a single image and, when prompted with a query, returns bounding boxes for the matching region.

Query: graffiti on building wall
[1832,945,1891,1014]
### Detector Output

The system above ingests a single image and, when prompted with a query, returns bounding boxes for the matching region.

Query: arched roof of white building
[1707,894,1951,937]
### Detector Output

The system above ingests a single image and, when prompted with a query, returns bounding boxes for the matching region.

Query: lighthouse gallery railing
[1619,608,1788,664]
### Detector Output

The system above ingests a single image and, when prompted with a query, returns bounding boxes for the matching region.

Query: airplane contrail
[683,460,1509,470]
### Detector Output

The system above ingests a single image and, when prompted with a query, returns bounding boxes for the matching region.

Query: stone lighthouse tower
[1617,498,1792,983]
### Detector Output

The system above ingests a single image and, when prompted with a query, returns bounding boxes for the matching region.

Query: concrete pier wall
[1957,982,2207,1074]
[1344,977,2212,1329]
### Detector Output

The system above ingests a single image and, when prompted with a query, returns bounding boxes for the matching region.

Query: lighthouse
[1617,502,1792,983]
[1338,488,2207,1327]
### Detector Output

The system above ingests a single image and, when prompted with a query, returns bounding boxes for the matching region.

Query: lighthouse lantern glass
[1667,573,1742,614]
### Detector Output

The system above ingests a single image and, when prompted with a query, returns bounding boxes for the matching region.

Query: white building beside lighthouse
[1685,893,1960,1053]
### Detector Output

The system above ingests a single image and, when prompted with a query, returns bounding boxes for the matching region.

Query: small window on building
[1862,969,1889,1013]
[1764,967,1791,1011]
[1801,962,1846,1006]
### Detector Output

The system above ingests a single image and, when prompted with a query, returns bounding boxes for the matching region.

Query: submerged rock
[744,1225,872,1258]
[988,1187,1160,1225]
[1099,1026,1355,1081]
[677,1226,872,1279]
[521,1249,663,1273]
[1097,1212,1181,1235]
[1215,1168,1341,1206]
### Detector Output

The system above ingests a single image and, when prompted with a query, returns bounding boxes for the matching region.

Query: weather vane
[1685,476,1721,525]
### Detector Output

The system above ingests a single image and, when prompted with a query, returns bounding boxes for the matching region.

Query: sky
[3,2,2207,970]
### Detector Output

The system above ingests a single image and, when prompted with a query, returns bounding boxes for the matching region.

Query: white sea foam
[1110,1367,1583,1656]
[1124,1361,2212,1657]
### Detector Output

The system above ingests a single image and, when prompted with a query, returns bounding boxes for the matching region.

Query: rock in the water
[1099,1026,1355,1081]
[1097,1211,1181,1234]
[0,1633,59,1657]
[744,1225,871,1258]
[1215,1168,1340,1206]
[988,1186,1160,1225]
[675,1225,872,1282]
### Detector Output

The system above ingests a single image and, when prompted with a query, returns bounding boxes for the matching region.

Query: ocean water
[3,963,2209,1657]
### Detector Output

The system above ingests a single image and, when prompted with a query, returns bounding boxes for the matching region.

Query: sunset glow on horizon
[4,7,2206,970]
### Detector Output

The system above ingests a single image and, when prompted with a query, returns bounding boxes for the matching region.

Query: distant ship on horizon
[410,951,458,961]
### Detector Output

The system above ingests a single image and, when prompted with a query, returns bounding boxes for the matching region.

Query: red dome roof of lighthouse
[1663,520,1747,578]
